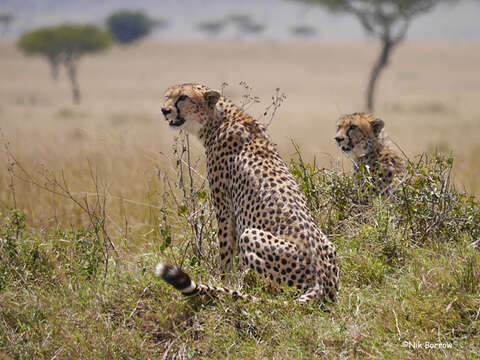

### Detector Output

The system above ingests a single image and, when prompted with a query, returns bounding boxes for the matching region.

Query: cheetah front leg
[216,210,237,276]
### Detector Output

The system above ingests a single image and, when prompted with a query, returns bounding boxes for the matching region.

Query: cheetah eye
[349,124,357,131]
[178,95,188,101]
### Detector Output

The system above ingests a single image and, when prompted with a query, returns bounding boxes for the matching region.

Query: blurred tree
[18,24,112,104]
[18,27,60,80]
[227,13,265,36]
[237,22,265,35]
[0,13,14,37]
[196,20,227,37]
[106,10,162,44]
[228,14,254,25]
[290,24,317,37]
[291,0,453,111]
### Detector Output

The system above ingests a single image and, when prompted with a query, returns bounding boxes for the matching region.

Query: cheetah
[156,83,338,303]
[334,112,406,193]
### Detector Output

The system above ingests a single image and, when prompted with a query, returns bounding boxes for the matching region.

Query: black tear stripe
[173,97,186,125]
[346,127,355,150]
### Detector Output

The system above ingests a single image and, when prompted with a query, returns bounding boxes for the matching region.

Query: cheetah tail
[155,262,261,302]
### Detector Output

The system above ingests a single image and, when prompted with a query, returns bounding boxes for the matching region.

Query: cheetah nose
[335,136,345,143]
[161,107,172,116]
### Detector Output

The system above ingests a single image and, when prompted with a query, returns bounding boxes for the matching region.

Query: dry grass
[1,38,479,229]
[1,38,479,187]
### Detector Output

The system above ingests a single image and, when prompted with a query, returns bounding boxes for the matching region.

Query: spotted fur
[158,83,339,303]
[335,112,405,193]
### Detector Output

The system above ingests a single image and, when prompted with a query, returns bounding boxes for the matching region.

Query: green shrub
[51,226,104,280]
[0,210,104,292]
[290,150,480,246]
[0,210,55,291]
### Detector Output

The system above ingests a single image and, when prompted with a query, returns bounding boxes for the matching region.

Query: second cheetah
[335,112,405,193]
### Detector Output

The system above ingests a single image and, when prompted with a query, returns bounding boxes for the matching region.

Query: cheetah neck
[352,140,382,173]
[198,97,254,147]
[353,138,401,176]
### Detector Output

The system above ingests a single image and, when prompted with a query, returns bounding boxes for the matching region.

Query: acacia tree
[18,24,112,104]
[292,0,452,111]
[18,27,60,80]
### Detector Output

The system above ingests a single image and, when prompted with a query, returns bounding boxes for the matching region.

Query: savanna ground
[0,39,479,359]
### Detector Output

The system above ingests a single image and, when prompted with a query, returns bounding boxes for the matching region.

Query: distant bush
[196,19,227,37]
[290,25,317,37]
[196,13,266,38]
[106,10,159,44]
[227,13,265,35]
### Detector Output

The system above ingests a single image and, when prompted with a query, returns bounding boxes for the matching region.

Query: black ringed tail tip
[155,262,198,295]
[154,263,260,301]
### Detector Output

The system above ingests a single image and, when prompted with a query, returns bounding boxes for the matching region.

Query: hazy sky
[1,0,479,40]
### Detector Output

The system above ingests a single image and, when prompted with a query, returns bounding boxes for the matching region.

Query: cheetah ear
[369,117,384,137]
[204,90,221,108]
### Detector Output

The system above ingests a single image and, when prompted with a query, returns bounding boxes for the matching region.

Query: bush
[290,149,480,245]
[106,10,155,44]
[0,210,104,292]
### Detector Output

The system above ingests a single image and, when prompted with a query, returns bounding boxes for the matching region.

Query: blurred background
[0,0,479,225]
[2,0,480,40]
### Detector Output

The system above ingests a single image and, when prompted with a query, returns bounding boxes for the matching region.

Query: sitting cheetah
[156,83,338,303]
[334,112,405,193]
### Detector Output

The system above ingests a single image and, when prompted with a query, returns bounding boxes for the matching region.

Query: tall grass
[1,136,479,358]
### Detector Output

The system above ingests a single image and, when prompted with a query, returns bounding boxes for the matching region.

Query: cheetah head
[161,83,221,137]
[334,112,384,159]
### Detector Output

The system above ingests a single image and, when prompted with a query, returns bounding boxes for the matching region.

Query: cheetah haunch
[156,83,338,303]
[335,112,405,194]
